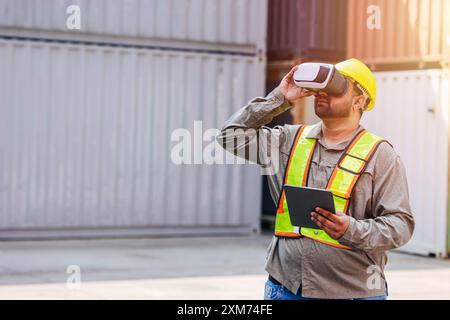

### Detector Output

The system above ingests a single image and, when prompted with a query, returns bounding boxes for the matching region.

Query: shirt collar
[306,121,365,151]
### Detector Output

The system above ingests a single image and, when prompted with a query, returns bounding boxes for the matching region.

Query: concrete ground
[0,233,449,300]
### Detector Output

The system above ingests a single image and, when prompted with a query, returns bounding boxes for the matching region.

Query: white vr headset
[293,62,348,96]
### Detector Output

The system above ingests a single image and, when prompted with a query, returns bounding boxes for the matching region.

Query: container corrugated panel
[0,0,267,53]
[0,39,264,239]
[361,69,449,257]
[347,0,450,68]
[267,0,347,61]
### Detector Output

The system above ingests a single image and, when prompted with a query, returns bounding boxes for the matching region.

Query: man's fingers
[311,216,336,237]
[311,212,337,232]
[301,88,314,96]
[289,65,299,75]
[310,209,349,240]
[305,91,315,97]
[313,218,324,229]
[285,66,298,80]
[315,207,339,223]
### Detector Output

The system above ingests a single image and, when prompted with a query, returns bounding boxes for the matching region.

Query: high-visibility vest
[274,124,389,249]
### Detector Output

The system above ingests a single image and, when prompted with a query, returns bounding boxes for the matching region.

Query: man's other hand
[310,207,350,240]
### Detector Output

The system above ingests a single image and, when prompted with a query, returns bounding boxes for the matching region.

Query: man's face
[313,79,360,119]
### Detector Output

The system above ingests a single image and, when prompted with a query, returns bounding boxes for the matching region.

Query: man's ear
[352,95,366,112]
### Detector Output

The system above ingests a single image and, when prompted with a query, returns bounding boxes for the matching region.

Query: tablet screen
[284,185,336,229]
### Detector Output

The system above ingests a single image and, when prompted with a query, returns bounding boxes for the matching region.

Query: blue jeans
[264,277,387,300]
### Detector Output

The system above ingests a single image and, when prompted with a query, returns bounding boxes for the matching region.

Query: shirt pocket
[309,158,336,189]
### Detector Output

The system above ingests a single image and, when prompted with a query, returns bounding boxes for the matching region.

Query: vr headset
[293,63,348,96]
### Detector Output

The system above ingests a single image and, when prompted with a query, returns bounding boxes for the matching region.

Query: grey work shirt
[216,87,415,299]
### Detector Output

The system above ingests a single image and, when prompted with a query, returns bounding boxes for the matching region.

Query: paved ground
[0,233,449,299]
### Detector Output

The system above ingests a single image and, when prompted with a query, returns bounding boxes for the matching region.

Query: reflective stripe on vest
[274,124,388,249]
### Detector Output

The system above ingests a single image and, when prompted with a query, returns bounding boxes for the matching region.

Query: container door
[362,69,449,257]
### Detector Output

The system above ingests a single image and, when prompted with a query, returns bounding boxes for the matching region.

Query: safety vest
[274,124,388,249]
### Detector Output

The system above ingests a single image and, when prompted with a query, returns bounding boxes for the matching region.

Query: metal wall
[267,0,348,61]
[0,38,264,239]
[0,0,268,239]
[361,69,449,257]
[0,0,267,54]
[347,0,450,69]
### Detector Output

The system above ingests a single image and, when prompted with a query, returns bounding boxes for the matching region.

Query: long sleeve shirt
[216,86,415,299]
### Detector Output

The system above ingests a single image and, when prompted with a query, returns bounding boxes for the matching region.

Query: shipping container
[347,0,450,70]
[0,0,268,55]
[361,69,449,257]
[267,0,348,62]
[0,38,264,239]
[268,0,450,69]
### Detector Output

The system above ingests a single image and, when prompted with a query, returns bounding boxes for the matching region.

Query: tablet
[284,185,336,229]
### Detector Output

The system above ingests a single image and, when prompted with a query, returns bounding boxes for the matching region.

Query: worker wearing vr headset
[217,58,414,300]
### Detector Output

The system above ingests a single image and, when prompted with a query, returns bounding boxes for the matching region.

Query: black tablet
[284,185,336,229]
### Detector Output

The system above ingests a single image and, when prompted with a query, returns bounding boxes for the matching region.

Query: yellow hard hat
[335,58,376,111]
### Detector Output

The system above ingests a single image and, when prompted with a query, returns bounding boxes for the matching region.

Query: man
[216,58,414,300]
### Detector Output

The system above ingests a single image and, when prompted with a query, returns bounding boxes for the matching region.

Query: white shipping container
[0,0,268,54]
[362,69,449,257]
[0,38,265,239]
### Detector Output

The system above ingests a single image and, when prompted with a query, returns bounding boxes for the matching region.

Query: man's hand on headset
[280,66,314,104]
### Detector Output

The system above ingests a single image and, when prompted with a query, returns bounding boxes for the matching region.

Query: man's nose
[316,91,329,97]
[314,91,329,98]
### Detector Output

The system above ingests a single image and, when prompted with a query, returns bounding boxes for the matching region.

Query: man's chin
[314,104,331,117]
